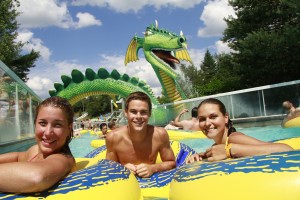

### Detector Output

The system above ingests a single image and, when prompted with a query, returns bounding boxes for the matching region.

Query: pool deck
[233,115,285,128]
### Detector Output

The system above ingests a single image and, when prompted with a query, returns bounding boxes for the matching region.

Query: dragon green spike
[49,67,159,106]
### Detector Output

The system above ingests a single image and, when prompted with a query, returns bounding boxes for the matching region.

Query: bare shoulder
[153,126,169,141]
[19,145,38,161]
[106,125,127,143]
[45,152,75,169]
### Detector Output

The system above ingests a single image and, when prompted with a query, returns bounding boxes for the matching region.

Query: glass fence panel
[0,61,42,144]
[150,80,300,126]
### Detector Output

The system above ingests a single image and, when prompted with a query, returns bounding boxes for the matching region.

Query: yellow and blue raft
[0,159,142,200]
[85,140,196,199]
[169,149,300,200]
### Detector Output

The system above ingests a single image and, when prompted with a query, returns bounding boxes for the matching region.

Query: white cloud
[215,40,233,54]
[26,76,53,99]
[97,54,162,95]
[17,0,101,29]
[71,0,204,13]
[16,30,52,62]
[187,48,207,68]
[75,12,102,29]
[197,0,235,37]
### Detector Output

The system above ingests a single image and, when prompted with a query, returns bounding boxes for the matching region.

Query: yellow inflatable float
[169,149,300,200]
[0,159,142,200]
[282,116,300,128]
[167,130,206,140]
[85,140,196,199]
[169,137,300,200]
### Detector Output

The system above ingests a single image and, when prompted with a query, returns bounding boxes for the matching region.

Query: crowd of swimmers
[0,92,295,193]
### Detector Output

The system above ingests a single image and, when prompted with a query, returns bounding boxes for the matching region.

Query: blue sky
[15,0,235,99]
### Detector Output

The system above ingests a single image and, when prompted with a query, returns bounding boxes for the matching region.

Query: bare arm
[173,109,189,128]
[187,132,293,163]
[229,133,293,158]
[0,154,74,193]
[0,152,22,164]
[105,131,119,162]
[205,132,293,161]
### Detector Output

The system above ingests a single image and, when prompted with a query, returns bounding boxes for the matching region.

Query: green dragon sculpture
[125,20,192,103]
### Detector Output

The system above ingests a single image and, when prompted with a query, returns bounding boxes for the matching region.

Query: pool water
[70,125,300,158]
[70,134,99,157]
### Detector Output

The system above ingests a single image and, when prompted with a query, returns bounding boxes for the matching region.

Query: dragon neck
[144,51,187,102]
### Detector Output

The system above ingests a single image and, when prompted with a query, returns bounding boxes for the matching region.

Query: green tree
[200,50,217,83]
[222,0,300,88]
[0,0,39,81]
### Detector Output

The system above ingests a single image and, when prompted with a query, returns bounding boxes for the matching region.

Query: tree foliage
[0,0,39,81]
[222,0,300,88]
[73,95,112,118]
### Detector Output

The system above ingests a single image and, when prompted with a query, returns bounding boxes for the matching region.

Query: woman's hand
[186,152,206,164]
[204,144,227,161]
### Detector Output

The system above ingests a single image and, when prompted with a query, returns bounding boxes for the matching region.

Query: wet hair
[100,123,107,130]
[108,121,116,129]
[35,96,74,151]
[198,98,236,135]
[125,91,152,113]
[191,107,198,118]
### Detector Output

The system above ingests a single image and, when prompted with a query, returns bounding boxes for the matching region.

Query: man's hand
[135,163,155,178]
[124,163,137,175]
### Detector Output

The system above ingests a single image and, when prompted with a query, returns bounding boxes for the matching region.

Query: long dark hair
[198,98,236,135]
[35,96,74,154]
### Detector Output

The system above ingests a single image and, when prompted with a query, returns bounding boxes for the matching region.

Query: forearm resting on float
[0,159,71,193]
[152,160,176,173]
[0,152,20,164]
[135,160,176,178]
[230,143,293,158]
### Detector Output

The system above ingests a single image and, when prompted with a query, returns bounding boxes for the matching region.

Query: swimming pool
[70,125,300,157]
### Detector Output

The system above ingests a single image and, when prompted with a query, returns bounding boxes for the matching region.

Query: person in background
[108,120,118,130]
[98,123,108,139]
[0,96,75,193]
[164,119,179,130]
[282,100,300,120]
[80,121,84,130]
[106,91,176,178]
[187,98,293,163]
[172,107,201,131]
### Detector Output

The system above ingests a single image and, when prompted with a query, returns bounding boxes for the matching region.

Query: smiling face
[125,99,150,133]
[35,105,71,155]
[198,103,229,143]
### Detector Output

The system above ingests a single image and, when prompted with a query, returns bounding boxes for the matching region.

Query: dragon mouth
[152,50,180,69]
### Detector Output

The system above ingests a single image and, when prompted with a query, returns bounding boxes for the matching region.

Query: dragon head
[125,20,192,78]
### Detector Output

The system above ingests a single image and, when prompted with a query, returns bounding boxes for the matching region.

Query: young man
[172,107,201,131]
[106,91,176,178]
